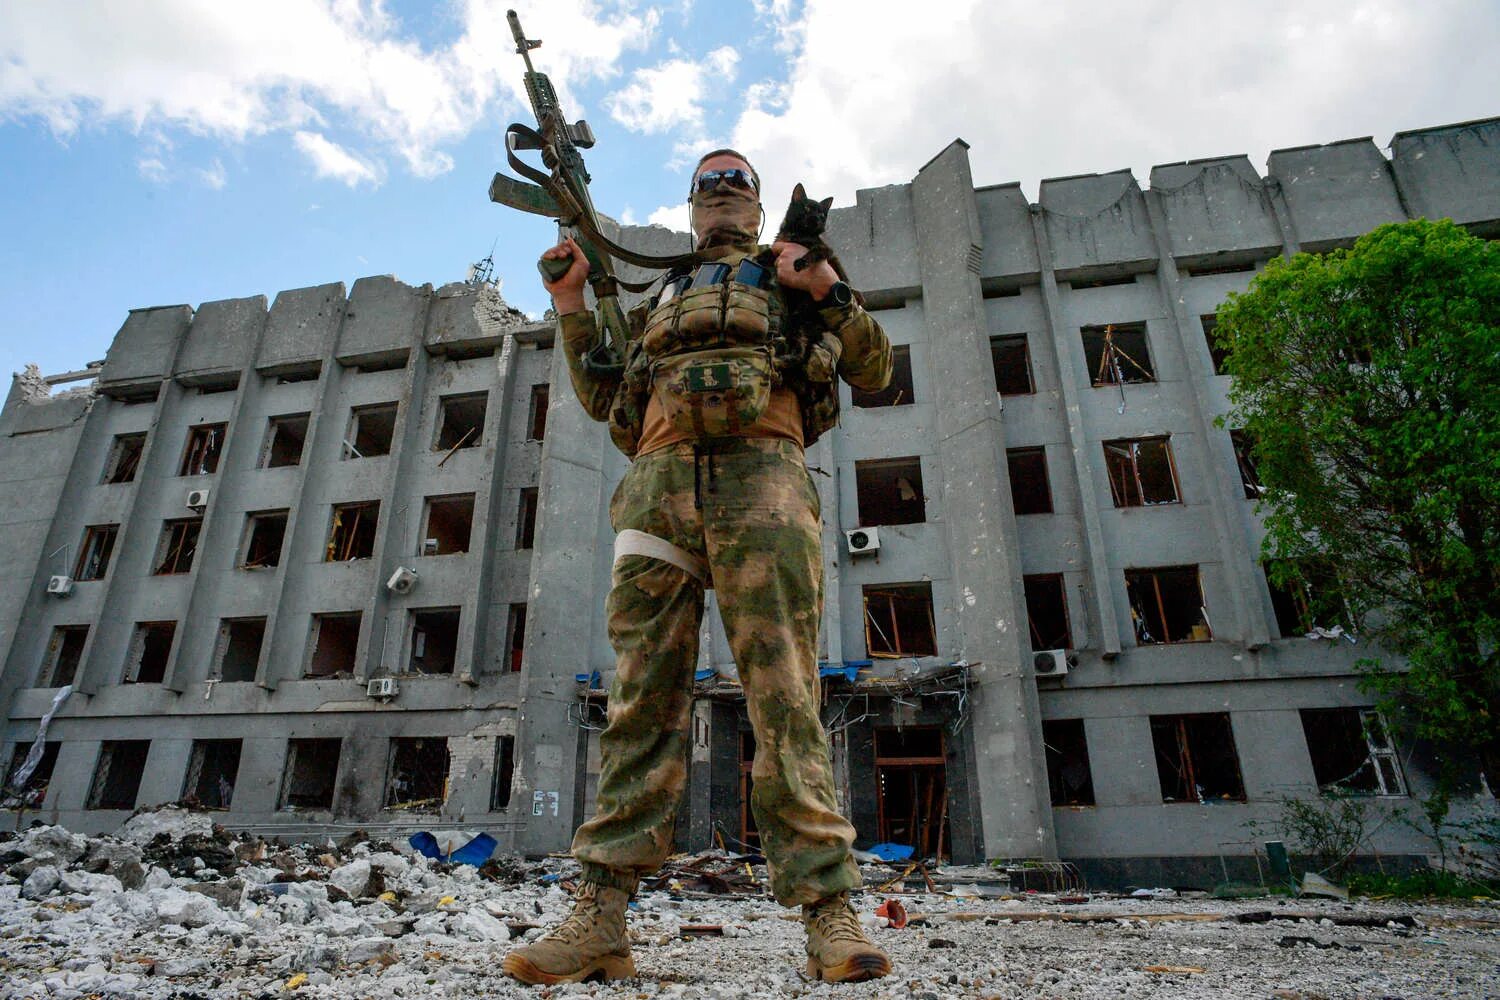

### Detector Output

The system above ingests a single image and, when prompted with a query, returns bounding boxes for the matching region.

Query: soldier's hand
[771,241,838,301]
[542,236,590,314]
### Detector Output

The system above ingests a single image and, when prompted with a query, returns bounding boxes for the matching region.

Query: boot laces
[547,886,605,944]
[808,896,866,944]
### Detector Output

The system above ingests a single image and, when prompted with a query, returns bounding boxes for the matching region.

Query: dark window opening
[125,622,176,683]
[435,392,487,451]
[990,335,1033,395]
[272,362,322,384]
[874,726,949,860]
[1184,260,1258,277]
[1126,566,1210,644]
[262,413,310,468]
[408,608,460,675]
[516,488,538,549]
[863,583,938,658]
[1024,574,1072,651]
[352,352,409,373]
[279,738,341,810]
[1265,559,1351,639]
[306,612,361,677]
[528,384,550,441]
[739,729,760,849]
[1043,719,1095,806]
[1069,273,1137,289]
[491,735,516,810]
[74,524,119,581]
[102,433,146,484]
[4,740,60,808]
[195,375,240,395]
[385,737,450,811]
[43,625,88,687]
[183,739,241,809]
[179,423,227,476]
[1083,323,1155,386]
[1300,708,1406,796]
[345,402,397,459]
[1104,436,1180,507]
[851,345,913,408]
[507,603,527,673]
[88,740,150,810]
[422,494,474,555]
[216,618,266,682]
[855,457,925,526]
[1230,430,1262,499]
[1150,712,1245,802]
[1202,314,1231,374]
[1007,447,1053,515]
[243,510,288,569]
[153,519,201,575]
[326,501,379,561]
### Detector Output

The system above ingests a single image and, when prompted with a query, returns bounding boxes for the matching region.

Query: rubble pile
[1,807,1496,999]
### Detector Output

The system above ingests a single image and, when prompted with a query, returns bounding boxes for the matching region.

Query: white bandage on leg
[613,528,710,586]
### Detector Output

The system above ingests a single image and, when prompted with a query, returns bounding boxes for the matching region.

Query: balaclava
[690,148,762,250]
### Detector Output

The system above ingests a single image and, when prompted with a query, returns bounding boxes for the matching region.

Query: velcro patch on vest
[685,362,735,392]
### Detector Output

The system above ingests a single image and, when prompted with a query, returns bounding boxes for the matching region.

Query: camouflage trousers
[572,437,861,906]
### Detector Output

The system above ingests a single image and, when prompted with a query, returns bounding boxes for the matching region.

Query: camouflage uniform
[558,250,891,906]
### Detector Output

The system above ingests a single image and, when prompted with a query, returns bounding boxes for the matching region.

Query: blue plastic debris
[866,842,915,862]
[818,664,860,682]
[408,831,498,865]
[574,670,603,689]
[694,668,715,682]
[539,873,563,885]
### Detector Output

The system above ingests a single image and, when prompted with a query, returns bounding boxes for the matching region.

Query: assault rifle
[490,10,693,367]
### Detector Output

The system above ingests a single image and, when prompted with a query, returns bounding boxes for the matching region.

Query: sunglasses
[692,168,759,195]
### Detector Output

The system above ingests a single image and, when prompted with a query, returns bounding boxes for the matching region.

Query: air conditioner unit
[845,527,881,556]
[386,566,419,594]
[367,676,399,698]
[421,538,439,556]
[1033,649,1077,678]
[186,488,211,510]
[46,575,73,597]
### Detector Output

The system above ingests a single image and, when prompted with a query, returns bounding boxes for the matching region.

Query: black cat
[769,183,851,285]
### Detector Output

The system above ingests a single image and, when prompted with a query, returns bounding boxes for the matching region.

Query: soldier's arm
[558,309,620,422]
[820,301,893,392]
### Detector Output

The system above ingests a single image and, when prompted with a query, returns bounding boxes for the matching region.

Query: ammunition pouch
[650,346,776,439]
[607,338,651,457]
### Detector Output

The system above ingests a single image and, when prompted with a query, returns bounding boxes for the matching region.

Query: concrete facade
[3,118,1496,886]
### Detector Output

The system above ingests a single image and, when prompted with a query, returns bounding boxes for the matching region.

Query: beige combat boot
[501,881,636,985]
[802,891,892,983]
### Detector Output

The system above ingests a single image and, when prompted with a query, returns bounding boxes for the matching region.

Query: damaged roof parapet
[14,362,102,403]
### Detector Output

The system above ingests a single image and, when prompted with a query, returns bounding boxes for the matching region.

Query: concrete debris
[117,805,214,845]
[1298,871,1351,901]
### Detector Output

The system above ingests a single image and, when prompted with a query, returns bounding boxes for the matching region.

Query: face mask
[690,181,761,249]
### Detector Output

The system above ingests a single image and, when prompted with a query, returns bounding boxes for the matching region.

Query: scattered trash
[864,842,915,862]
[874,898,908,928]
[1130,887,1178,899]
[408,831,497,865]
[1298,872,1350,902]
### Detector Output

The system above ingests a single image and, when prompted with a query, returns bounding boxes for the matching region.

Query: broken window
[279,738,341,810]
[1300,708,1406,796]
[273,362,321,384]
[1024,575,1072,651]
[242,510,288,569]
[1069,273,1136,289]
[102,432,146,484]
[1082,323,1155,386]
[739,729,760,849]
[1043,719,1095,806]
[435,392,487,451]
[855,457,925,526]
[1230,430,1263,499]
[306,612,361,677]
[344,402,397,459]
[41,625,88,687]
[384,737,450,812]
[124,622,176,683]
[326,501,379,561]
[178,423,227,476]
[182,739,242,809]
[506,603,527,673]
[1202,314,1231,374]
[990,335,1033,395]
[1126,566,1211,644]
[851,345,913,408]
[215,618,266,682]
[491,735,515,810]
[528,384,550,441]
[1103,437,1180,507]
[863,583,938,658]
[153,519,201,575]
[1150,713,1245,803]
[1265,560,1351,639]
[88,740,150,810]
[261,413,310,468]
[408,608,460,675]
[352,352,408,373]
[421,494,474,555]
[3,740,59,807]
[516,488,538,549]
[1007,447,1052,515]
[74,524,119,581]
[874,727,950,860]
[1184,260,1258,277]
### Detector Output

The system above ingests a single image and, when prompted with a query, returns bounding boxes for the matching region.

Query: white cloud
[618,205,639,225]
[136,157,168,183]
[647,202,690,230]
[198,158,227,190]
[294,130,380,187]
[606,45,738,134]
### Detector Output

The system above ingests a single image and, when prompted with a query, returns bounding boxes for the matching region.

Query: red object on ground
[874,899,908,929]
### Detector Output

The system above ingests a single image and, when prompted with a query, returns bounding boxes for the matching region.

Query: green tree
[1216,219,1500,810]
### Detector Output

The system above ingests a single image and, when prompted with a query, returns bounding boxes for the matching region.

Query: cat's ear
[819,197,833,213]
[792,182,807,200]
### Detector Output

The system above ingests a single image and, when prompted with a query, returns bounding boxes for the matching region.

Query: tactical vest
[607,247,843,457]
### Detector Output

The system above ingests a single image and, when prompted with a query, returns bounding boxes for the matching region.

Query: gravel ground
[1,810,1496,999]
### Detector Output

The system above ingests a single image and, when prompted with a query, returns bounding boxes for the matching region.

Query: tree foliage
[1216,219,1500,802]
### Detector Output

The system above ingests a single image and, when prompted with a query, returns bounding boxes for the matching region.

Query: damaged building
[1,118,1496,887]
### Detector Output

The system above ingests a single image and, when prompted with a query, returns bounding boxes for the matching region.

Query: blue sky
[3,1,1497,380]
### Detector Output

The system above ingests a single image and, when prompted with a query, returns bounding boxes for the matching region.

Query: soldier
[503,150,893,986]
